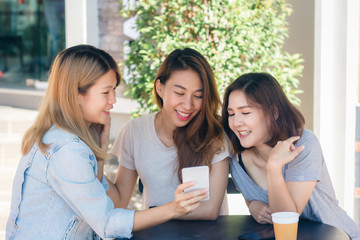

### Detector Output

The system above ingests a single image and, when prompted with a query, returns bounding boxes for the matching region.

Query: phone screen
[237,227,275,240]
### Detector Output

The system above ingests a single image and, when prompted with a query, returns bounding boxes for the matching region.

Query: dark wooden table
[119,215,350,239]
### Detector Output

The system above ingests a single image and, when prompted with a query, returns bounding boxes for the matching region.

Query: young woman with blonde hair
[111,48,231,220]
[6,45,207,239]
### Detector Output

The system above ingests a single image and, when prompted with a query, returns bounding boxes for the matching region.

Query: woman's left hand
[248,200,272,224]
[267,136,305,169]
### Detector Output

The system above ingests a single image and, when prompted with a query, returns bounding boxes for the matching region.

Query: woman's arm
[105,117,139,208]
[47,141,207,238]
[133,182,208,231]
[246,199,272,224]
[176,158,229,220]
[106,165,138,209]
[105,166,209,230]
[266,136,316,214]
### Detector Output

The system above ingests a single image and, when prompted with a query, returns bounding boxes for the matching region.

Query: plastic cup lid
[271,212,300,224]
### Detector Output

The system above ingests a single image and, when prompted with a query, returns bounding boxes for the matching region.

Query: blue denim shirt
[6,126,135,240]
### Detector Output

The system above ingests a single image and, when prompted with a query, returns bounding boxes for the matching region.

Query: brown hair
[22,44,121,160]
[154,48,224,180]
[222,72,304,153]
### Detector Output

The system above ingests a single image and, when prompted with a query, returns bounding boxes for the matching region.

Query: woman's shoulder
[302,129,315,137]
[43,126,90,154]
[43,126,77,141]
[211,131,233,163]
[114,112,158,147]
[298,129,320,146]
[127,112,157,127]
[220,130,234,152]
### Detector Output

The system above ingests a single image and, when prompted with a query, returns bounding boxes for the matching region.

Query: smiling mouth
[239,130,250,135]
[176,110,191,120]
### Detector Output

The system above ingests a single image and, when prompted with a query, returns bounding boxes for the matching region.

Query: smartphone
[181,166,210,201]
[237,227,275,240]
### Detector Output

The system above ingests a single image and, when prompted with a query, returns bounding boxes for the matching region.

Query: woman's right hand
[248,200,272,224]
[132,182,208,231]
[267,136,305,170]
[170,182,208,218]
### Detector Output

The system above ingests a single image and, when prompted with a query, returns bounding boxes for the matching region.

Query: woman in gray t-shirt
[111,48,231,220]
[221,72,360,239]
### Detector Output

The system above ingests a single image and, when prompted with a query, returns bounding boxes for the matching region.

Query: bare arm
[133,182,208,231]
[106,165,138,208]
[267,136,316,214]
[176,158,229,220]
[94,115,138,208]
[246,199,272,224]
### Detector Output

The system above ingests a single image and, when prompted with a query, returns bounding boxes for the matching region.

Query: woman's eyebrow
[173,84,186,90]
[227,105,251,111]
[174,84,203,92]
[102,85,114,89]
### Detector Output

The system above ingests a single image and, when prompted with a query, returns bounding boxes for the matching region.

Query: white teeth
[176,110,190,117]
[239,131,250,135]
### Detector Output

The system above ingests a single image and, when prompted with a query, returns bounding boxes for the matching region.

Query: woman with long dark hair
[111,48,231,219]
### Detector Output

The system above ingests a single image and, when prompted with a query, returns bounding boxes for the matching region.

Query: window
[0,0,65,89]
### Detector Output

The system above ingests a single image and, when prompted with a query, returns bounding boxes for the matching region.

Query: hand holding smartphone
[181,166,210,201]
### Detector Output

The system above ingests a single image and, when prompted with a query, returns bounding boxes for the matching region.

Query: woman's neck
[155,111,176,147]
[252,144,272,163]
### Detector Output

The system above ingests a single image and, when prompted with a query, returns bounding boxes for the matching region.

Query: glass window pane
[0,0,65,89]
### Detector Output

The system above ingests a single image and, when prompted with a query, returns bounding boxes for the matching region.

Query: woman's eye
[194,95,203,99]
[102,91,109,94]
[228,113,234,117]
[174,91,184,96]
[243,112,250,115]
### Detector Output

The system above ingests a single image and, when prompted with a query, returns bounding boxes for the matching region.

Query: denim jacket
[6,126,135,240]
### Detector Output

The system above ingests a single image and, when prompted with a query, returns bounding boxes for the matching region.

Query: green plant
[120,0,304,116]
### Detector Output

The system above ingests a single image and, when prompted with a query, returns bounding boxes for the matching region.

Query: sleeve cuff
[105,209,135,239]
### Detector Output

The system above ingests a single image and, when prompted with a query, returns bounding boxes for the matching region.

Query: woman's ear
[78,93,84,108]
[155,79,163,98]
[272,105,279,120]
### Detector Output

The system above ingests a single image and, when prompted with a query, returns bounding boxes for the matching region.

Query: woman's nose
[109,89,116,104]
[233,114,243,127]
[182,96,193,110]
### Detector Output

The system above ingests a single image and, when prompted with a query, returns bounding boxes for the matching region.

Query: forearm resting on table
[133,203,176,231]
[175,200,221,220]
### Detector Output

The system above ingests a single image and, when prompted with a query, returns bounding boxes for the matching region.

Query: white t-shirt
[111,112,232,213]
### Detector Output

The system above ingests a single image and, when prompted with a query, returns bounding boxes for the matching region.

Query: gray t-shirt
[112,112,231,213]
[230,129,360,239]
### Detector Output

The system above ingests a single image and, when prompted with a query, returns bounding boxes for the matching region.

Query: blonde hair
[22,45,121,160]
